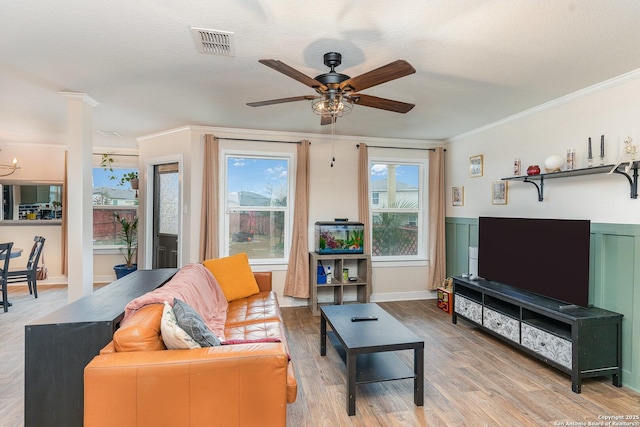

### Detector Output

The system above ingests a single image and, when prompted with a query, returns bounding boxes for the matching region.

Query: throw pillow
[160,301,201,350]
[172,298,221,347]
[113,303,166,352]
[203,252,260,302]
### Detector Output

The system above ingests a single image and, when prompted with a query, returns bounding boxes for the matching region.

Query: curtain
[427,147,446,290]
[357,143,372,299]
[199,134,219,261]
[357,143,372,256]
[283,140,310,298]
[61,150,68,275]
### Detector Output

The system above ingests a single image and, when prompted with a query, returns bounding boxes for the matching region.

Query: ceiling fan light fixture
[311,95,353,117]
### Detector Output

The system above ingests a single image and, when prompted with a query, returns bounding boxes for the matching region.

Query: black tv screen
[478,217,591,307]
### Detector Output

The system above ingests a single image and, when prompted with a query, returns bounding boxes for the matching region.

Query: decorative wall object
[492,181,508,205]
[469,155,483,177]
[452,186,464,206]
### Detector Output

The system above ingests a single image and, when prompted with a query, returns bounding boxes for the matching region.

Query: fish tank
[315,221,364,254]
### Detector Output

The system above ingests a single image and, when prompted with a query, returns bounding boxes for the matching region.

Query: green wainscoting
[445,217,640,392]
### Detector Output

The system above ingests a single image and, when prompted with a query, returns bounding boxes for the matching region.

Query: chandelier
[311,93,353,118]
[0,150,18,177]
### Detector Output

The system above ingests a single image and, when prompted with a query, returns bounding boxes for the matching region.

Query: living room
[2,2,640,426]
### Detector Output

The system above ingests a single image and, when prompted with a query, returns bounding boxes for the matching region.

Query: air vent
[96,130,122,137]
[191,27,235,56]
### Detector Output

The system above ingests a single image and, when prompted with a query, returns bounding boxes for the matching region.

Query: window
[222,152,293,263]
[93,167,139,247]
[369,159,426,260]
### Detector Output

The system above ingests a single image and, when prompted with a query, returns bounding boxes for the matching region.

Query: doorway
[152,162,179,268]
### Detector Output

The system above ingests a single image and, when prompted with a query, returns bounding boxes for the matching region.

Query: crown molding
[450,67,640,142]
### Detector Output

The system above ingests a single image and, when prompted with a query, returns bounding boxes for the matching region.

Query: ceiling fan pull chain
[330,117,336,167]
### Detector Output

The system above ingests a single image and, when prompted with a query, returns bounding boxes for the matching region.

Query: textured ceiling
[2,0,640,148]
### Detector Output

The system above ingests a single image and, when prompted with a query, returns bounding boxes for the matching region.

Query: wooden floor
[283,301,640,427]
[1,286,639,427]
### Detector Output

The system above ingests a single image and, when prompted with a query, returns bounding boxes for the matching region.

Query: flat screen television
[478,217,591,307]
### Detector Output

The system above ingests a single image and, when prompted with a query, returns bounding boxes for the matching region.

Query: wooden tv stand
[452,276,623,393]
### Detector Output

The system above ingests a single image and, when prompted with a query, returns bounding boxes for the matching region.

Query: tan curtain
[357,143,372,299]
[61,151,68,275]
[357,143,372,256]
[283,140,310,298]
[199,134,219,261]
[428,147,446,290]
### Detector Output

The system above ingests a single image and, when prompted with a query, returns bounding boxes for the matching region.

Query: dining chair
[0,241,14,312]
[7,236,45,298]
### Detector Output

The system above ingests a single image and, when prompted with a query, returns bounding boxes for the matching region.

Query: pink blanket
[123,263,228,339]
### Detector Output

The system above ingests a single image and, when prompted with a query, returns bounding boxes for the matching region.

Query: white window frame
[220,149,295,265]
[369,155,428,263]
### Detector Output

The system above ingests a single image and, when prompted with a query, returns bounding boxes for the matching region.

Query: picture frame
[469,155,483,178]
[492,181,508,205]
[452,186,464,206]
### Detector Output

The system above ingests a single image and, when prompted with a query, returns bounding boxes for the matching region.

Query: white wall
[138,126,440,307]
[445,70,640,224]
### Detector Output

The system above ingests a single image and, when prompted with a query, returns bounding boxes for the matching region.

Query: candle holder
[599,155,605,166]
[587,157,593,168]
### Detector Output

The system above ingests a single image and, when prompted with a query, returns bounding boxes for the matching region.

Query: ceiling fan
[247,52,416,125]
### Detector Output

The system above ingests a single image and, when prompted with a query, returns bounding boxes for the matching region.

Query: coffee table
[320,303,424,416]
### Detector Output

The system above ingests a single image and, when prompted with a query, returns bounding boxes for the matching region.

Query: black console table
[452,276,623,393]
[24,268,178,427]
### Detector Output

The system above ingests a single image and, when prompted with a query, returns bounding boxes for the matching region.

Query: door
[152,163,179,268]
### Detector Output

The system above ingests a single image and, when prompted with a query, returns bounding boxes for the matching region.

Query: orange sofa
[84,267,297,427]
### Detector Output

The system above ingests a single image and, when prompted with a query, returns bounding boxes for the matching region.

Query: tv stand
[452,276,623,393]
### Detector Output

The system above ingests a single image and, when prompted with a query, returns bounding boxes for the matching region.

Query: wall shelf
[502,161,639,201]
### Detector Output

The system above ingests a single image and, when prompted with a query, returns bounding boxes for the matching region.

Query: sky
[370,163,419,187]
[93,168,138,188]
[227,157,288,197]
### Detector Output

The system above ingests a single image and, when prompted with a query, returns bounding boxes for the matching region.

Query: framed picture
[452,186,464,206]
[469,155,483,177]
[492,181,508,205]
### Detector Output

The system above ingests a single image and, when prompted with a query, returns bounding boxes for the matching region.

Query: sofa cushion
[113,303,166,352]
[160,301,201,350]
[203,253,260,302]
[173,298,221,347]
[226,291,282,327]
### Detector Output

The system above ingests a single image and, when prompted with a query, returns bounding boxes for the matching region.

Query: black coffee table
[320,303,424,416]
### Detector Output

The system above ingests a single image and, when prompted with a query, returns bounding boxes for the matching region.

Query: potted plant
[100,153,139,190]
[119,171,139,190]
[113,212,138,279]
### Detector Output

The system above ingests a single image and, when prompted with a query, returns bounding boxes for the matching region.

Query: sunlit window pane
[93,167,138,246]
[225,155,290,262]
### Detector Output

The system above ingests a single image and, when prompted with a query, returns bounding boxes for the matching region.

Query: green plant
[118,171,138,186]
[372,200,418,256]
[114,212,138,268]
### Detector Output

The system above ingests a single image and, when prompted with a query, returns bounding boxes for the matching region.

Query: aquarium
[315,221,364,254]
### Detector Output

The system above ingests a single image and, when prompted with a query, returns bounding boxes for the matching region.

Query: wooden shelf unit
[309,252,371,316]
[452,276,623,393]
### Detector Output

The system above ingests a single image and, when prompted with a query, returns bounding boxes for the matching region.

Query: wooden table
[320,303,424,416]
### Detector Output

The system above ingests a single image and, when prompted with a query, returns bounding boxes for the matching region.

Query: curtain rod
[356,144,444,152]
[217,137,302,144]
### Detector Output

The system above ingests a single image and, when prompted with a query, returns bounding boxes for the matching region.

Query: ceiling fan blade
[247,95,316,107]
[340,60,416,92]
[259,59,328,91]
[320,115,335,126]
[350,94,415,113]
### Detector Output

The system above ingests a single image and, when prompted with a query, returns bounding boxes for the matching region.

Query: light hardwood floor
[1,285,639,426]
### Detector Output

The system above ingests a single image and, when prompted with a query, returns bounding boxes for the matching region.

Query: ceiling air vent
[191,27,235,56]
